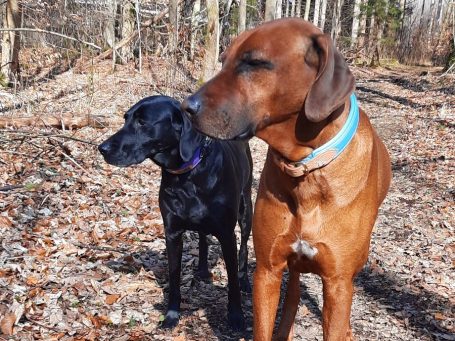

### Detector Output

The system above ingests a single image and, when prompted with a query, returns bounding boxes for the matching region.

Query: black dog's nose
[98,142,111,156]
[182,95,201,116]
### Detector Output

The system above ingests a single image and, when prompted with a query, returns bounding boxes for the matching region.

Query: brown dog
[182,18,391,341]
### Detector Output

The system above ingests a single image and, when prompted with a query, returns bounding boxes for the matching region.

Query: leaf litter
[0,62,454,340]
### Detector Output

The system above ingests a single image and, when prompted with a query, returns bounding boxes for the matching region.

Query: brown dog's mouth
[232,125,255,140]
[192,120,255,141]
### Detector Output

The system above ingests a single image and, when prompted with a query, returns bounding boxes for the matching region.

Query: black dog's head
[98,96,201,169]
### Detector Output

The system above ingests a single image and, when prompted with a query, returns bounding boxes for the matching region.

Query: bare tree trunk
[265,0,277,21]
[330,0,344,42]
[1,0,21,85]
[319,0,328,29]
[313,0,321,26]
[169,0,179,53]
[104,0,117,48]
[357,0,367,48]
[291,0,296,17]
[304,0,312,20]
[120,0,135,62]
[190,0,201,59]
[351,0,361,46]
[276,0,283,18]
[239,0,247,32]
[202,0,219,81]
[296,0,302,17]
[285,0,290,17]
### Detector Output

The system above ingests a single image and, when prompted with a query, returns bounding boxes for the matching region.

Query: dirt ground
[0,58,454,341]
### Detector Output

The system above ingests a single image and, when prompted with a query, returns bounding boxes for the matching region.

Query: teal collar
[274,94,360,177]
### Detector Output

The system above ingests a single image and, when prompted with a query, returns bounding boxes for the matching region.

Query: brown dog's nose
[181,95,201,116]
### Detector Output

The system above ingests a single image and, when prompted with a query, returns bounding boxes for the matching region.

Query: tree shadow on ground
[356,265,454,340]
[269,263,453,340]
[107,232,254,340]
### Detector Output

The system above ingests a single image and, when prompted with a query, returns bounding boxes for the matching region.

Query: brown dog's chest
[264,173,374,277]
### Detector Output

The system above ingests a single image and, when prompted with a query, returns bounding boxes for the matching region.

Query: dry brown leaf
[173,335,186,341]
[26,275,40,286]
[0,216,13,228]
[0,312,16,335]
[105,294,121,305]
[434,312,446,320]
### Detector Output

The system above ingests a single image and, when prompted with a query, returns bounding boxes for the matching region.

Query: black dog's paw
[194,269,212,281]
[239,277,252,293]
[227,309,246,332]
[160,310,180,329]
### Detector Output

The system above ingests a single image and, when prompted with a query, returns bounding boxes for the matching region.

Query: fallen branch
[0,114,122,130]
[0,28,102,50]
[1,129,99,145]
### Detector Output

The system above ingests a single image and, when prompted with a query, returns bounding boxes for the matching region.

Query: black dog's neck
[151,130,207,172]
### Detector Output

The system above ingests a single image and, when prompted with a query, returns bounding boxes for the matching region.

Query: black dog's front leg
[162,230,183,329]
[218,231,245,331]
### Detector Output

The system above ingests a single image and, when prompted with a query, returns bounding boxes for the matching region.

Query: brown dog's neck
[256,98,350,163]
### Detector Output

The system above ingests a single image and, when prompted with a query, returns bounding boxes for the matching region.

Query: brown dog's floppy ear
[304,34,355,122]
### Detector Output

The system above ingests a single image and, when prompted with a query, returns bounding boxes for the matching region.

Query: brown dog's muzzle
[182,81,254,140]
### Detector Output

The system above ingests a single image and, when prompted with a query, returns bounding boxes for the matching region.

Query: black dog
[98,95,253,330]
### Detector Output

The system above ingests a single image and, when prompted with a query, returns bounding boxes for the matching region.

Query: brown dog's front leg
[321,276,354,341]
[253,266,283,340]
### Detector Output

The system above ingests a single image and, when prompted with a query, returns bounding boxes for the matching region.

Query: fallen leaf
[105,294,121,305]
[0,216,13,228]
[26,275,39,286]
[0,312,16,335]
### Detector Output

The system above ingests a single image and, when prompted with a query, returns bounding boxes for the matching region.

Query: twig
[25,315,62,333]
[0,28,102,50]
[0,184,24,192]
[58,149,89,174]
[72,242,129,254]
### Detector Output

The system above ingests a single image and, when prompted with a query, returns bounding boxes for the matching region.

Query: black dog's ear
[304,34,355,122]
[179,112,199,162]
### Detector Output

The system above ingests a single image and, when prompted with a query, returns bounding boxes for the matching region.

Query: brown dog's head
[182,18,355,141]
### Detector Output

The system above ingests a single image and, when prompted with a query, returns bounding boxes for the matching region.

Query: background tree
[265,0,278,21]
[202,0,220,81]
[1,0,21,86]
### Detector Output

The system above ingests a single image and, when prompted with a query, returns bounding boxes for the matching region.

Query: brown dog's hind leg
[275,270,300,341]
[321,276,354,341]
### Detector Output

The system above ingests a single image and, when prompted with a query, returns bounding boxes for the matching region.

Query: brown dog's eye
[237,58,274,73]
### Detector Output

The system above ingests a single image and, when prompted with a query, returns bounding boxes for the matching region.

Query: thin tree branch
[0,28,102,50]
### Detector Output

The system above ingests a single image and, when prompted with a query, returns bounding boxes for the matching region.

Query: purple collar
[166,147,204,175]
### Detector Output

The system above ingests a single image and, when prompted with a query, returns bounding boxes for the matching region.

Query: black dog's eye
[137,118,146,126]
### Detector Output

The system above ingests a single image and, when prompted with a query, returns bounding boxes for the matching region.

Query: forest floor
[0,56,454,341]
